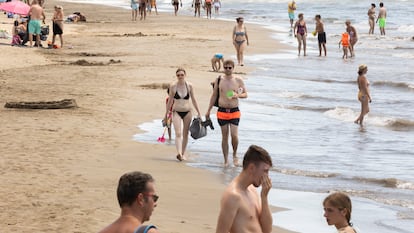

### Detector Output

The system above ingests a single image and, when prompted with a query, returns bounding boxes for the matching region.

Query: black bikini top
[174,82,190,100]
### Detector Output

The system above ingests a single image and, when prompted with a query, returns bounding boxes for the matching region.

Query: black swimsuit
[174,83,190,119]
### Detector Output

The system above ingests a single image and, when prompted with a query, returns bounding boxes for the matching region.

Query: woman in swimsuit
[367,3,376,35]
[165,68,201,161]
[323,192,357,233]
[232,17,249,66]
[294,13,307,56]
[345,20,358,57]
[354,64,372,126]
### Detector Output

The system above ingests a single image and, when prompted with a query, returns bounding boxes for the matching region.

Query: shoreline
[0,0,295,233]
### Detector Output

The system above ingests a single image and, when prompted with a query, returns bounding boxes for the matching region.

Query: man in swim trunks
[377,2,387,36]
[28,0,46,47]
[98,171,160,233]
[315,14,326,56]
[288,0,296,29]
[205,59,248,167]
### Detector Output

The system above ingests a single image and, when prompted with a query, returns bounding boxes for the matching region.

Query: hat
[358,64,367,71]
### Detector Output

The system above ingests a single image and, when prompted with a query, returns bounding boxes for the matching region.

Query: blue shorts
[288,12,295,20]
[214,53,223,59]
[28,20,41,34]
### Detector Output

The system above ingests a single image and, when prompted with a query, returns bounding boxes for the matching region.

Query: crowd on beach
[1,0,395,233]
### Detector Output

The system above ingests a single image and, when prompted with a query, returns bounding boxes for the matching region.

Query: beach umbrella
[0,0,30,16]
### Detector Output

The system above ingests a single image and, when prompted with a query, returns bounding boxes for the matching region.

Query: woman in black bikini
[233,17,249,66]
[294,13,307,56]
[165,68,201,161]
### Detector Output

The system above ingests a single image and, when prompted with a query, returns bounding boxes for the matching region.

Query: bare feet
[176,154,183,161]
[233,156,239,167]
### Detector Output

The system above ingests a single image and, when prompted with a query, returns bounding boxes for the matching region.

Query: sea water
[63,0,414,232]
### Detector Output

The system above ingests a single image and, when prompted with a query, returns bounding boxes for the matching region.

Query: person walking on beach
[232,17,249,66]
[205,0,213,19]
[98,171,160,233]
[314,14,326,56]
[131,0,138,20]
[149,0,158,15]
[205,60,247,167]
[354,64,372,126]
[138,0,147,20]
[345,20,357,57]
[192,0,201,17]
[172,0,181,16]
[377,2,387,36]
[165,68,201,161]
[28,0,46,47]
[215,145,273,233]
[288,0,296,29]
[51,5,64,49]
[368,3,376,35]
[213,0,221,15]
[294,13,307,56]
[323,192,357,233]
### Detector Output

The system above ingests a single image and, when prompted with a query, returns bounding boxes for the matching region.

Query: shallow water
[67,0,414,231]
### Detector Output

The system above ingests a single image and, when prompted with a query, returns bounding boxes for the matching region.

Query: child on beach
[323,192,357,233]
[339,31,350,59]
[211,53,224,72]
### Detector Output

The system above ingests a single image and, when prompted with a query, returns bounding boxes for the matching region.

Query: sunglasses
[144,193,159,202]
[224,66,233,70]
[176,73,185,77]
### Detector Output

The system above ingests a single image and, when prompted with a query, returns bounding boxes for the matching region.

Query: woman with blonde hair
[323,192,357,233]
[354,64,372,125]
[164,68,201,161]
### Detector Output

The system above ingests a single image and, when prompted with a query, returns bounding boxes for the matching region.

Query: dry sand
[0,1,294,232]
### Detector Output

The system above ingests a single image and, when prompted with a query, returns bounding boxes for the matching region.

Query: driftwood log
[4,99,78,109]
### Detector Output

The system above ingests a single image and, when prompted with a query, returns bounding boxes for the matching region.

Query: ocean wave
[369,117,414,131]
[373,80,414,91]
[352,177,414,190]
[274,167,338,178]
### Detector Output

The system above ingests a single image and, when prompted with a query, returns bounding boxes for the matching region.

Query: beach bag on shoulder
[190,117,207,139]
[134,225,157,233]
[213,76,221,107]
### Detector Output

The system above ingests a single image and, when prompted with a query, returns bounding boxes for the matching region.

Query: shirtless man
[206,60,247,167]
[377,2,387,35]
[28,0,46,47]
[315,14,326,56]
[215,145,273,233]
[98,171,160,233]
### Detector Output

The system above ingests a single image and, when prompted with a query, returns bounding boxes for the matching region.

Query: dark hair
[117,171,154,207]
[14,20,19,27]
[371,3,376,7]
[298,13,304,18]
[323,192,353,226]
[242,145,273,170]
[176,67,186,74]
[380,2,384,7]
[223,59,235,68]
[236,17,244,23]
[315,14,321,19]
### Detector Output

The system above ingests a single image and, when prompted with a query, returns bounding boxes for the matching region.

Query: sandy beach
[0,1,293,232]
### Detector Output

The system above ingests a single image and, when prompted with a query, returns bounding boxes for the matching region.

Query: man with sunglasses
[98,171,159,233]
[206,59,248,167]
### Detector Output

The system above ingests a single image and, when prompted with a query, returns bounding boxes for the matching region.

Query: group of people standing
[99,165,358,233]
[288,1,387,58]
[130,0,158,21]
[10,0,64,48]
